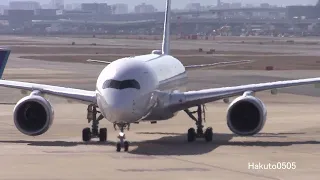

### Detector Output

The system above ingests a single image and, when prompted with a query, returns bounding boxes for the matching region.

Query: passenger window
[103,79,140,90]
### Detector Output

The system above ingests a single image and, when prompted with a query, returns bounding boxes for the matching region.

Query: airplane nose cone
[103,91,141,123]
[108,106,134,122]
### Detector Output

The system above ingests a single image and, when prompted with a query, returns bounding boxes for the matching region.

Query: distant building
[0,5,8,15]
[64,3,81,10]
[34,9,57,16]
[245,4,254,8]
[260,3,270,8]
[185,3,201,11]
[71,4,81,10]
[6,9,34,28]
[220,3,230,9]
[51,0,64,10]
[287,5,320,19]
[134,3,156,13]
[9,1,40,10]
[217,0,221,7]
[60,10,92,16]
[64,4,73,10]
[112,3,128,14]
[41,4,53,9]
[230,2,242,8]
[81,3,112,14]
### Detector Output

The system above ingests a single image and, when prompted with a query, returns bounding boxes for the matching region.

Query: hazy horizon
[0,0,318,9]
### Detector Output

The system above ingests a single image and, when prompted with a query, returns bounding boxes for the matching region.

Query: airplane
[1,0,320,152]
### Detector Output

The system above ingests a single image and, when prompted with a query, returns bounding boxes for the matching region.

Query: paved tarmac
[0,36,319,180]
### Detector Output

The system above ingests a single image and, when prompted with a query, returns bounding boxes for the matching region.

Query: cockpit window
[103,79,140,90]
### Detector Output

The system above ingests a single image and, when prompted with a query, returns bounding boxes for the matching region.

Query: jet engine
[13,91,54,136]
[226,92,267,136]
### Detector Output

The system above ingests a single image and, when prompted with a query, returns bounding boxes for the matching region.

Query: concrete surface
[0,35,319,180]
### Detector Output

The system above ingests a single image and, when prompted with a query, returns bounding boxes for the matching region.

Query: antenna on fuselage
[161,0,171,55]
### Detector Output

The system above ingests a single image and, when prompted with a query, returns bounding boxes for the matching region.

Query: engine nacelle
[226,94,267,136]
[13,94,54,136]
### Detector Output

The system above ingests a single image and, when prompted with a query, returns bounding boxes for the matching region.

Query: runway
[0,100,319,180]
[0,35,319,180]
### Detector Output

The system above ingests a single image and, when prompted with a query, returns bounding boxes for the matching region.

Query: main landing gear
[114,123,130,152]
[184,105,213,142]
[82,104,107,142]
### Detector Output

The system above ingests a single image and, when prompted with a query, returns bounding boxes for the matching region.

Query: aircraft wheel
[204,127,213,142]
[124,141,129,152]
[116,142,121,152]
[187,128,196,142]
[82,127,91,142]
[99,128,107,142]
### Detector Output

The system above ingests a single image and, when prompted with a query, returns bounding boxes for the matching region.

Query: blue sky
[1,0,318,9]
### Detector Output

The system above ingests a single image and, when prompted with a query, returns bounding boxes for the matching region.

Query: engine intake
[13,94,54,136]
[226,94,267,136]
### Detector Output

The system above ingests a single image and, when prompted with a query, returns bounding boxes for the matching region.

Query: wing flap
[0,80,96,103]
[170,77,320,111]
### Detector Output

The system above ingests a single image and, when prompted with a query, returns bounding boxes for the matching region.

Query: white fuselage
[95,54,187,123]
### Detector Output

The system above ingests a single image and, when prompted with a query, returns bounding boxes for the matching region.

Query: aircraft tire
[124,141,129,152]
[99,128,107,142]
[82,128,91,142]
[116,142,121,152]
[204,127,213,142]
[187,128,196,142]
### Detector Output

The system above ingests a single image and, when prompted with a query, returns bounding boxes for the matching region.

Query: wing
[0,80,96,104]
[87,59,112,64]
[86,59,252,69]
[169,77,320,111]
[184,60,252,69]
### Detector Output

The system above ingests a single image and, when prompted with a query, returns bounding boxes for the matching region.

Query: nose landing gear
[82,104,107,142]
[114,123,130,152]
[184,105,213,142]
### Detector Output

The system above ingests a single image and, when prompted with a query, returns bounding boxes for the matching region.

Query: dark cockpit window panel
[119,80,141,90]
[103,79,140,90]
[103,80,120,89]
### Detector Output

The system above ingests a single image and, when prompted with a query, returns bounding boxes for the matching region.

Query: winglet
[0,48,10,79]
[161,0,171,55]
